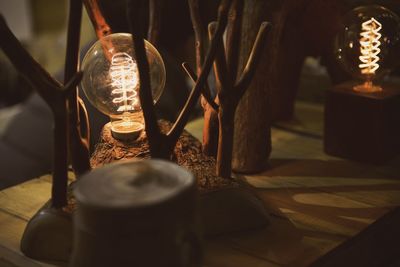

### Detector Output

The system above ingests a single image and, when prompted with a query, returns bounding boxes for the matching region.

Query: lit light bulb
[334,5,400,93]
[81,33,166,140]
[110,52,139,112]
[355,17,383,92]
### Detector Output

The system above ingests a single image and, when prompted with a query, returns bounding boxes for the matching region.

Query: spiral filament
[359,17,382,75]
[109,52,139,112]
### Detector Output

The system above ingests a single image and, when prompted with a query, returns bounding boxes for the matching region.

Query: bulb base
[353,81,382,93]
[110,121,144,141]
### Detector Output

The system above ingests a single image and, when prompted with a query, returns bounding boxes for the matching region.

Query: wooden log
[70,160,201,267]
[232,0,273,173]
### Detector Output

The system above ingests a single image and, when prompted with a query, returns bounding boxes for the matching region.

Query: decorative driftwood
[83,0,112,38]
[187,0,219,157]
[126,0,232,159]
[186,0,270,179]
[0,16,81,208]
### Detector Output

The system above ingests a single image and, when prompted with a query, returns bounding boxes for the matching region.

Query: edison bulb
[81,33,166,140]
[334,5,400,92]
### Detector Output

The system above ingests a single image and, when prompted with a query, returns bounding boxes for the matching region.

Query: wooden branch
[65,0,91,176]
[167,0,233,144]
[188,0,213,108]
[181,62,219,111]
[188,0,207,75]
[64,72,84,92]
[51,72,83,208]
[127,0,231,159]
[226,0,243,81]
[147,0,163,46]
[208,21,230,95]
[83,0,115,62]
[0,15,61,105]
[78,98,90,142]
[83,0,111,38]
[64,0,82,84]
[127,0,163,157]
[1,13,86,208]
[235,22,270,99]
[206,4,270,178]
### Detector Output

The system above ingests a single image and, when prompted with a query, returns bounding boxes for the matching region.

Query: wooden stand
[324,82,400,164]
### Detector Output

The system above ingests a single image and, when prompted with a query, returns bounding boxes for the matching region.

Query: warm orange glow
[359,17,382,75]
[354,17,382,93]
[109,52,139,112]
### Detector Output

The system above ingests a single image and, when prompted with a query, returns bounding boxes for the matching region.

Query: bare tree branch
[127,0,164,157]
[188,0,207,75]
[208,21,230,95]
[127,0,231,159]
[235,22,271,99]
[0,15,85,207]
[167,0,233,144]
[188,0,213,109]
[225,0,243,81]
[181,62,219,111]
[65,0,91,176]
[83,0,112,38]
[148,0,163,46]
[0,15,61,104]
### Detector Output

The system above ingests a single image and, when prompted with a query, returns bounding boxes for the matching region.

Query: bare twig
[0,15,60,103]
[83,0,112,38]
[148,0,163,46]
[235,22,271,99]
[226,0,243,81]
[188,0,215,109]
[127,0,164,157]
[206,11,270,178]
[83,0,115,61]
[208,21,230,95]
[188,0,207,76]
[65,0,91,176]
[0,14,85,208]
[167,0,232,144]
[181,62,218,111]
[127,0,232,159]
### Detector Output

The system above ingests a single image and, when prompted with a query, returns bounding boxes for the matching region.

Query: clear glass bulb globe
[81,33,166,140]
[334,5,400,92]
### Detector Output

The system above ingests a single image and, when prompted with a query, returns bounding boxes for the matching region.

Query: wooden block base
[324,81,400,164]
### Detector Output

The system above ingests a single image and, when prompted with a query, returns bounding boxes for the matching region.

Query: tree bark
[232,0,273,173]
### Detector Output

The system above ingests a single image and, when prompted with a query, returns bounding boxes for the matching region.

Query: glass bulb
[81,33,166,140]
[334,5,400,92]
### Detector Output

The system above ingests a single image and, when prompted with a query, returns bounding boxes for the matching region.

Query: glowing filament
[109,52,139,112]
[359,17,382,75]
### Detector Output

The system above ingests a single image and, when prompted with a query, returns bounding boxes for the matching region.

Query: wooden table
[1,101,400,267]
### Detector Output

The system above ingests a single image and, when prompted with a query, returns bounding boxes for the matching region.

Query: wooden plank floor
[1,101,400,266]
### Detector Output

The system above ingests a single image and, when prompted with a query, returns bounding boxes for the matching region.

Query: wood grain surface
[1,102,400,266]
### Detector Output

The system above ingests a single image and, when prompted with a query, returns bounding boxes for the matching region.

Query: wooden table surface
[1,101,400,267]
